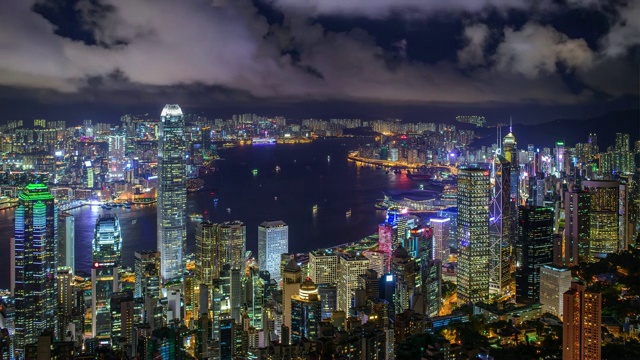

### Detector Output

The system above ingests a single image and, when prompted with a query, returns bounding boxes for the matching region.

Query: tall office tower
[417,231,441,317]
[615,132,630,152]
[107,134,126,179]
[555,141,566,174]
[588,133,598,155]
[92,214,122,343]
[563,282,601,360]
[291,278,322,344]
[430,218,450,263]
[456,168,490,304]
[219,221,246,272]
[158,104,187,284]
[515,206,554,304]
[14,183,58,351]
[134,251,160,299]
[196,221,221,286]
[582,180,620,258]
[337,253,370,313]
[110,291,134,354]
[564,187,591,266]
[57,212,75,272]
[258,221,288,284]
[281,260,302,345]
[489,155,512,296]
[56,266,73,338]
[308,250,338,285]
[502,127,519,207]
[390,246,418,316]
[528,174,545,207]
[539,265,572,320]
[378,223,393,272]
[248,268,265,329]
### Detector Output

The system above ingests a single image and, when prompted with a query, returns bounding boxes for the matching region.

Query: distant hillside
[472,109,640,150]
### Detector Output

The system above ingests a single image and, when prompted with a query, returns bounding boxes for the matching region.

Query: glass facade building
[258,221,288,283]
[456,168,490,304]
[515,206,554,304]
[157,104,187,283]
[14,183,58,351]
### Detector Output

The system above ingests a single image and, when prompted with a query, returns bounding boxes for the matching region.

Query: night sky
[0,0,638,124]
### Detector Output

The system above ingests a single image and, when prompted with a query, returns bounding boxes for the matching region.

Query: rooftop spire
[509,116,512,133]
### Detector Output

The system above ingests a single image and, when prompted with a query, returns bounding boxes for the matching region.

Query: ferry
[189,213,204,222]
[312,204,318,212]
[346,209,352,218]
[252,169,258,176]
[406,170,432,181]
[252,138,276,145]
[101,203,113,210]
[124,203,131,209]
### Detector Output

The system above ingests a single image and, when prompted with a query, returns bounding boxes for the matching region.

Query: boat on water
[252,138,276,145]
[406,169,432,181]
[124,203,131,209]
[189,213,204,222]
[275,165,281,172]
[131,219,137,224]
[252,169,258,176]
[101,204,112,210]
[226,208,231,214]
[312,204,318,212]
[374,202,388,210]
[346,209,352,217]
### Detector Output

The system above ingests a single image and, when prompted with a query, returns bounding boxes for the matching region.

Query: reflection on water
[0,138,418,288]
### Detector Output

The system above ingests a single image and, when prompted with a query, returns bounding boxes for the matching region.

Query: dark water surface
[0,138,417,289]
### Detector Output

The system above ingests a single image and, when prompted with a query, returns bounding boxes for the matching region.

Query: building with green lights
[14,183,58,352]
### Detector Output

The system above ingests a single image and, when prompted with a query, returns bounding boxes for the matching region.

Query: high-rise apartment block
[157,104,187,283]
[562,282,601,360]
[457,168,490,304]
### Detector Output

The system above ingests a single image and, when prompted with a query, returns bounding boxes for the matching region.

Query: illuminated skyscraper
[583,180,620,258]
[489,155,512,296]
[134,251,160,300]
[390,246,417,316]
[92,214,122,343]
[157,104,187,283]
[291,278,322,344]
[564,187,591,266]
[196,221,221,286]
[337,253,370,313]
[258,221,288,283]
[515,206,554,304]
[539,265,572,320]
[456,168,490,304]
[218,221,246,272]
[57,212,75,272]
[14,183,58,351]
[430,218,450,263]
[309,250,338,285]
[563,282,601,360]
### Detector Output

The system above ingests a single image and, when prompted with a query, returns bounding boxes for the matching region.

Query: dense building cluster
[0,105,639,359]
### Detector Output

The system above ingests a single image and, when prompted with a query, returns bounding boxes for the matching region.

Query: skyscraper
[457,168,490,304]
[583,180,620,258]
[134,251,160,300]
[564,187,591,266]
[309,250,338,285]
[157,104,187,283]
[337,253,370,313]
[92,214,122,343]
[282,260,302,345]
[539,265,572,320]
[515,206,554,304]
[14,183,58,351]
[219,221,247,272]
[291,278,322,344]
[57,212,75,272]
[563,282,601,360]
[258,221,288,283]
[489,155,512,296]
[196,221,221,286]
[391,246,418,316]
[430,218,450,263]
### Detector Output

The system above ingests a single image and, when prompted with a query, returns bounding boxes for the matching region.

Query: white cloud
[493,22,594,78]
[458,24,490,68]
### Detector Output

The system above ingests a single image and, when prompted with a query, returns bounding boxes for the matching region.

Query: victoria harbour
[0,138,415,289]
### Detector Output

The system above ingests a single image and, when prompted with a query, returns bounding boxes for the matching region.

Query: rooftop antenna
[509,116,513,133]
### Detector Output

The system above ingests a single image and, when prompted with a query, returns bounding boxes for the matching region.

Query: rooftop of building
[259,220,287,228]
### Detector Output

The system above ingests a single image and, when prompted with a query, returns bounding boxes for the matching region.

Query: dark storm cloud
[0,0,637,113]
